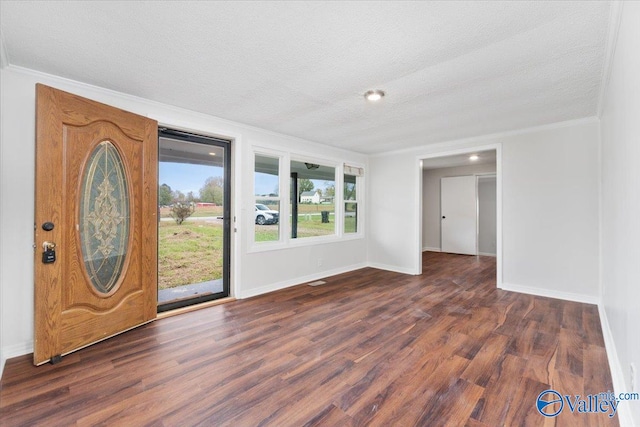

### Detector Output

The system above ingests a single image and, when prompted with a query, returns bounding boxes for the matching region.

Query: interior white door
[441,175,477,255]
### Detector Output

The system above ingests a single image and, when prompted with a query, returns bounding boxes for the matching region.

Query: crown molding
[371,116,600,158]
[4,64,367,160]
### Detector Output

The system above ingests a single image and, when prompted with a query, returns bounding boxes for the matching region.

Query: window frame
[249,147,364,253]
[343,170,362,236]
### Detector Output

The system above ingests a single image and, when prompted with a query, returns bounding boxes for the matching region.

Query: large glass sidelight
[157,129,231,312]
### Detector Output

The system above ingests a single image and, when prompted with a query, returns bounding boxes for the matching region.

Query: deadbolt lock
[42,241,57,264]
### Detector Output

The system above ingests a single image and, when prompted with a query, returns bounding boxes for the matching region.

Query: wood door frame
[416,144,502,287]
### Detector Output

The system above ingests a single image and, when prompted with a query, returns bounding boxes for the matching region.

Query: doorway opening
[157,128,231,312]
[418,145,501,286]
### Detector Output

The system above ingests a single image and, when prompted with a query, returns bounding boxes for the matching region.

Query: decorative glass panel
[80,141,130,294]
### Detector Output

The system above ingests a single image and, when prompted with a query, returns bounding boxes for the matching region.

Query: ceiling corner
[597,1,623,118]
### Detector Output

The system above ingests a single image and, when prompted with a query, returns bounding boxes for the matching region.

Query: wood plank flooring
[0,252,617,426]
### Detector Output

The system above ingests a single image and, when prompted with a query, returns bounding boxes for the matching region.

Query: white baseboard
[1,340,34,377]
[367,262,419,276]
[422,247,496,257]
[499,283,599,305]
[422,247,441,252]
[598,304,634,427]
[3,340,34,359]
[237,262,368,299]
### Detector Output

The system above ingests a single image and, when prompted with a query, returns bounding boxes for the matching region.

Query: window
[252,150,364,250]
[344,164,363,234]
[290,160,335,239]
[344,174,358,233]
[254,154,281,242]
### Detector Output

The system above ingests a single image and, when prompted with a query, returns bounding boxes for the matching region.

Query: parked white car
[255,204,279,225]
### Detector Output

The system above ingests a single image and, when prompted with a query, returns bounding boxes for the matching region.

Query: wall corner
[597,1,623,118]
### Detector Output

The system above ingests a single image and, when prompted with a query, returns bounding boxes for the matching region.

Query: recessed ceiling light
[364,90,385,102]
[209,152,216,156]
[469,154,479,161]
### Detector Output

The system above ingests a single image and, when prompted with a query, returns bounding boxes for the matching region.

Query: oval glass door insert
[80,140,130,294]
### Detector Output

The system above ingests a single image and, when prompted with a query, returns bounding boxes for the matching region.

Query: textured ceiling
[0,1,611,154]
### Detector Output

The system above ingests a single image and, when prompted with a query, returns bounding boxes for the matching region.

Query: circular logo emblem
[536,390,564,417]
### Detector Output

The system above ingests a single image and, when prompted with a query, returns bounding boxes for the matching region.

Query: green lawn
[160,204,339,220]
[159,208,358,288]
[158,221,223,289]
[344,216,357,233]
[255,214,357,241]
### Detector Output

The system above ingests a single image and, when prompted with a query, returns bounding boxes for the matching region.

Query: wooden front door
[34,84,158,365]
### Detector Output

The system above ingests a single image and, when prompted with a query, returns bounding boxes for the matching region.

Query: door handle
[42,242,57,264]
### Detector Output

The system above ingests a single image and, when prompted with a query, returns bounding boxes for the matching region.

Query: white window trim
[343,166,365,238]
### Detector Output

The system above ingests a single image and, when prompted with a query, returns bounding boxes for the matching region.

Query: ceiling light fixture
[305,163,320,170]
[469,154,479,161]
[209,152,216,156]
[364,89,385,102]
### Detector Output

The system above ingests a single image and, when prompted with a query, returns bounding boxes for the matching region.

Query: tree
[158,183,172,206]
[298,178,314,196]
[170,202,195,225]
[199,176,224,204]
[344,177,357,201]
[186,191,198,203]
[323,183,335,197]
[172,190,186,203]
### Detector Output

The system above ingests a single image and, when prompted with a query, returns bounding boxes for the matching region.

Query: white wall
[369,118,600,301]
[0,40,6,377]
[600,3,640,425]
[478,176,497,256]
[0,67,368,365]
[501,124,599,300]
[366,153,419,274]
[422,163,496,252]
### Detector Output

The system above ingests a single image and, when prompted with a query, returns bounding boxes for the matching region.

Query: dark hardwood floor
[1,252,616,426]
